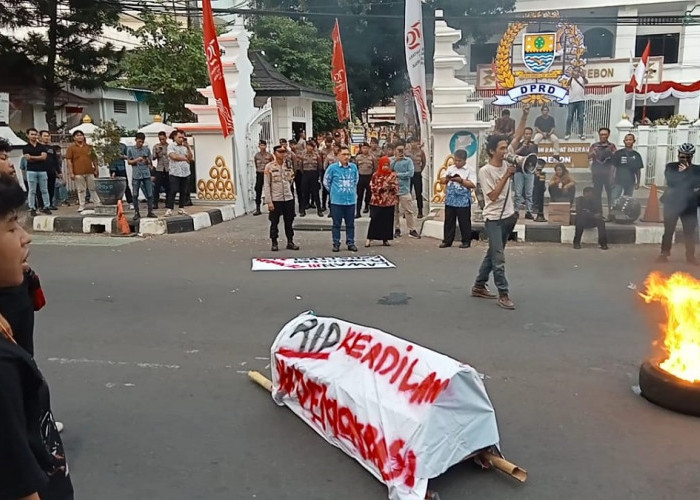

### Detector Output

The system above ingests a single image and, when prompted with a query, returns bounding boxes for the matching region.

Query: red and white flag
[202,0,234,138]
[630,41,651,92]
[331,19,351,123]
[404,0,429,125]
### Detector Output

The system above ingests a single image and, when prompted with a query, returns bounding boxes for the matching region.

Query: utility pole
[187,0,201,29]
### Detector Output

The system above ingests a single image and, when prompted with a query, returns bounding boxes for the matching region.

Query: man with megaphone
[471,105,532,310]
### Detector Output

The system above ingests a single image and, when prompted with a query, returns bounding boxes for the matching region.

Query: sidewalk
[30,201,237,236]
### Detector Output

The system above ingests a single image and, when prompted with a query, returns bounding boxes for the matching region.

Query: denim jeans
[132,177,154,215]
[566,101,585,136]
[330,203,356,246]
[26,171,50,210]
[513,171,534,212]
[475,217,516,294]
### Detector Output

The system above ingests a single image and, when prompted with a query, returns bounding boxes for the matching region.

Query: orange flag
[202,0,234,137]
[331,19,351,123]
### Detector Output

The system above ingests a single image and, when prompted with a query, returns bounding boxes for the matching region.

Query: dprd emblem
[523,33,556,73]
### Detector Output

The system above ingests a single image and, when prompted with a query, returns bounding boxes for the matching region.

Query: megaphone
[505,153,539,174]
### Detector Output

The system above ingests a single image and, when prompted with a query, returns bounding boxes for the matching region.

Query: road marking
[31,234,141,247]
[47,357,180,369]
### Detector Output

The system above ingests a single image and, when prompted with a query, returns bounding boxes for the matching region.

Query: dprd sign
[493,10,586,106]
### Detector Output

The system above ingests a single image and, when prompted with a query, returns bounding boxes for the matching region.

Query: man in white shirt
[565,67,588,140]
[165,130,192,216]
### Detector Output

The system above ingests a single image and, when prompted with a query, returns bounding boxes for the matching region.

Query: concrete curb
[422,219,685,245]
[31,205,237,236]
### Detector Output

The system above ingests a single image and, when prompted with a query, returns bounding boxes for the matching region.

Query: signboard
[449,131,478,156]
[478,56,664,90]
[537,142,590,168]
[251,255,395,271]
[270,312,500,500]
[0,93,9,124]
[492,10,586,106]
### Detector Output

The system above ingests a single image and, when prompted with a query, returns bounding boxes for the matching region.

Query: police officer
[299,140,323,217]
[263,145,300,252]
[253,140,274,215]
[354,142,377,217]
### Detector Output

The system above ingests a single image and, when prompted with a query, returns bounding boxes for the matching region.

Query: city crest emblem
[523,33,556,73]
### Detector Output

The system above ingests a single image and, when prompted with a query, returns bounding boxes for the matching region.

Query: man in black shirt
[611,133,644,199]
[0,173,74,500]
[533,106,560,156]
[41,130,62,210]
[21,127,52,217]
[573,186,609,250]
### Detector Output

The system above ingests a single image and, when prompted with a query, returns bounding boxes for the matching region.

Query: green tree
[253,0,515,112]
[0,0,124,131]
[91,119,124,167]
[119,12,209,123]
[248,15,340,132]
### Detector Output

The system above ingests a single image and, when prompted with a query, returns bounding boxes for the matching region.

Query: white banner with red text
[270,312,500,500]
[251,255,395,271]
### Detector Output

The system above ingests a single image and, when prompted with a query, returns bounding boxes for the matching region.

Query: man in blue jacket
[323,146,359,252]
[391,144,421,238]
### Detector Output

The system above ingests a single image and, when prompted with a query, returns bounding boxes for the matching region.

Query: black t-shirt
[22,143,48,173]
[612,149,644,186]
[0,274,34,355]
[534,115,555,134]
[44,145,62,175]
[0,339,73,499]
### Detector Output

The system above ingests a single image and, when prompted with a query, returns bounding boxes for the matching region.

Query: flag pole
[642,40,649,122]
[629,51,636,123]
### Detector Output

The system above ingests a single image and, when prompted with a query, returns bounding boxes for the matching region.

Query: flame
[640,272,700,382]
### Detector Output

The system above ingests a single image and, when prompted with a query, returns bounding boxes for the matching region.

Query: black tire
[639,360,700,417]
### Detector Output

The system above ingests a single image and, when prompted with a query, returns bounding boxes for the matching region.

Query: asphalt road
[28,215,700,500]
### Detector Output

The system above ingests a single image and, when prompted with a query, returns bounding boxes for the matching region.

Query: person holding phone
[439,149,476,248]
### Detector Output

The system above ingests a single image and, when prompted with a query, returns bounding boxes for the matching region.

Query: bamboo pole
[480,451,528,482]
[248,370,273,392]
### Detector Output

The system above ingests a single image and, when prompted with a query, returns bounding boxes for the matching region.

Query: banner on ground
[251,255,395,271]
[270,312,501,500]
[331,19,351,123]
[202,0,234,138]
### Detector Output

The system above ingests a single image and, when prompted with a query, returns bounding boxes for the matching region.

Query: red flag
[630,41,651,92]
[331,19,351,123]
[202,0,234,138]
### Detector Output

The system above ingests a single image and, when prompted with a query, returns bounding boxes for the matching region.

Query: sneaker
[439,242,451,248]
[253,208,262,216]
[286,242,300,250]
[498,294,516,310]
[271,241,279,251]
[525,212,534,220]
[178,208,188,215]
[535,214,547,222]
[363,206,369,214]
[600,243,609,250]
[128,204,134,210]
[300,211,306,217]
[49,206,58,211]
[564,134,571,140]
[471,285,497,299]
[348,244,358,252]
[146,212,157,218]
[409,230,421,239]
[580,134,586,140]
[418,210,424,219]
[41,208,52,215]
[459,242,471,248]
[77,206,85,213]
[332,244,340,252]
[317,209,324,217]
[164,209,173,217]
[30,209,37,217]
[133,213,140,221]
[355,212,361,219]
[655,254,669,263]
[55,421,64,433]
[394,229,401,238]
[573,243,582,249]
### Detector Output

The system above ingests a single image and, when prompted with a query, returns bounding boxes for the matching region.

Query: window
[113,100,127,114]
[636,33,679,64]
[584,28,615,58]
[470,42,498,72]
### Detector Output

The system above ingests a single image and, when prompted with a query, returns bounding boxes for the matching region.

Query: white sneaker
[77,206,85,213]
[56,421,64,433]
[164,209,172,217]
[178,208,188,215]
[128,204,134,210]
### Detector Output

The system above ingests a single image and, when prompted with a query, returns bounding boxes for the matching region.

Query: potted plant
[90,119,127,205]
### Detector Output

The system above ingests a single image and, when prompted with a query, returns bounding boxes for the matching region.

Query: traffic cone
[641,184,662,223]
[116,200,131,235]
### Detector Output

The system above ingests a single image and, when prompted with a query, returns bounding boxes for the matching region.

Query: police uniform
[263,159,296,246]
[300,150,323,216]
[354,153,376,215]
[254,151,274,212]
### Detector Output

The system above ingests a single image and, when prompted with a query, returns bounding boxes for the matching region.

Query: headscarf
[377,156,392,176]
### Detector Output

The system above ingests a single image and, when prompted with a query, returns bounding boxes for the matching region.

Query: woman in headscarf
[365,156,398,247]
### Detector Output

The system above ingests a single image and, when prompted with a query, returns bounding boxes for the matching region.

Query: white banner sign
[404,0,429,126]
[0,93,9,124]
[271,312,501,500]
[251,255,395,271]
[493,83,569,106]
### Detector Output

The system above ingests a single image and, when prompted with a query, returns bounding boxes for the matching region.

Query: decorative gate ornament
[493,11,586,106]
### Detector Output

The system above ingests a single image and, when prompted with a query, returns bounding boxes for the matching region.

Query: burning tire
[639,360,700,417]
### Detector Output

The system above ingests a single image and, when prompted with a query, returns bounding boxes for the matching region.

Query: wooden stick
[481,451,528,482]
[247,370,527,483]
[248,370,273,392]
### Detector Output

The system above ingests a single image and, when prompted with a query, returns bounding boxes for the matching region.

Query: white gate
[245,102,273,204]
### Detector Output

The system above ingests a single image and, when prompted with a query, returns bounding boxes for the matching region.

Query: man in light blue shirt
[126,132,155,220]
[390,144,420,238]
[323,146,359,252]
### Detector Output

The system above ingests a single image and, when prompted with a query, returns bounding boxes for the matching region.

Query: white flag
[631,41,650,92]
[404,0,429,126]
